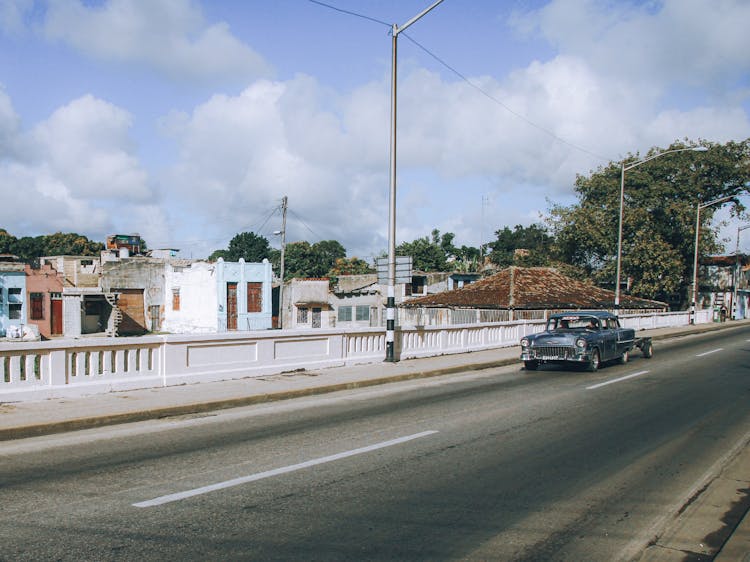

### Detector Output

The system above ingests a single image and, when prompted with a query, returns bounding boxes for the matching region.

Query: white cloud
[512,0,750,100]
[42,0,272,83]
[31,95,151,201]
[0,0,32,34]
[161,76,390,258]
[0,93,169,244]
[2,1,748,259]
[0,86,21,155]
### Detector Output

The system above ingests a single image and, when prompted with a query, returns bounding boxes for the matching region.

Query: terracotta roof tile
[401,266,667,310]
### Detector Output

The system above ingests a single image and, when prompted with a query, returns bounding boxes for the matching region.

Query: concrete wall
[41,256,100,288]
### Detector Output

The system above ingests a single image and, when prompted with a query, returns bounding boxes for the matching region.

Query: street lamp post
[731,224,750,320]
[615,146,708,313]
[690,195,735,324]
[385,0,443,362]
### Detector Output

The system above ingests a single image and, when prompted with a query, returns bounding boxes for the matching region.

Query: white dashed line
[695,348,723,357]
[134,430,439,508]
[586,370,650,390]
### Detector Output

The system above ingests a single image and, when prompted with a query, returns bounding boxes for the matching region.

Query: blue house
[215,258,273,331]
[0,262,27,337]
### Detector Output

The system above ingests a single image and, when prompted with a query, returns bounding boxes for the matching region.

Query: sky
[0,0,749,261]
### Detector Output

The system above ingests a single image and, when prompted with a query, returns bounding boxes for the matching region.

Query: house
[400,266,668,324]
[331,274,380,329]
[163,258,273,334]
[100,256,195,335]
[0,257,26,337]
[24,261,65,339]
[698,254,750,320]
[38,255,116,337]
[106,234,144,256]
[283,278,333,329]
[280,271,483,330]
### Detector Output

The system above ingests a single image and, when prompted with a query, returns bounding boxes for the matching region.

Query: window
[355,305,369,321]
[338,306,352,322]
[9,304,22,320]
[410,276,425,295]
[172,288,180,311]
[297,307,309,324]
[8,287,22,303]
[247,282,262,313]
[30,293,44,320]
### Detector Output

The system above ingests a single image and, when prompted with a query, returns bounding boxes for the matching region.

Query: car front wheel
[587,349,600,372]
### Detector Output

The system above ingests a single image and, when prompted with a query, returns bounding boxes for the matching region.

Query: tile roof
[401,266,667,310]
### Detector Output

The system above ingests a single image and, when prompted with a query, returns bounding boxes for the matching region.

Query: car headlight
[520,338,529,347]
[575,338,586,348]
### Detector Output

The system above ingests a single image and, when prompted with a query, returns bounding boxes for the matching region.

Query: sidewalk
[1,319,748,560]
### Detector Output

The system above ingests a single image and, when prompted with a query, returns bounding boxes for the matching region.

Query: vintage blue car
[520,311,652,371]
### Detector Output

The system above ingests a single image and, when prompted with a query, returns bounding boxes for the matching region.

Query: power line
[307,0,390,28]
[287,207,328,242]
[147,203,283,251]
[401,32,611,162]
[309,0,612,163]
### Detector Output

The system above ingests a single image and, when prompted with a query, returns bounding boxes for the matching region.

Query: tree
[44,232,104,256]
[487,224,554,268]
[549,139,750,306]
[0,230,103,262]
[209,232,272,262]
[327,257,374,276]
[397,229,453,271]
[280,240,347,280]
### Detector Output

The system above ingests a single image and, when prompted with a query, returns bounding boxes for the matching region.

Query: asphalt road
[1,328,749,561]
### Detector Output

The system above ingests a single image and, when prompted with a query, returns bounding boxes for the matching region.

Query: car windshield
[548,316,600,331]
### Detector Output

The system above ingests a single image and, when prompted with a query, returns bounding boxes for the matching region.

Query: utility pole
[278,196,287,329]
[385,0,444,362]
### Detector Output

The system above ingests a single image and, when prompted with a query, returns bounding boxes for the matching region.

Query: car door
[600,318,618,360]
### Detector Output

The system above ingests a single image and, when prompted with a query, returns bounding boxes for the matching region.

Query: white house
[163,258,273,334]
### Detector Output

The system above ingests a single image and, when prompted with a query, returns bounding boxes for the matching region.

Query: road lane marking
[695,348,723,357]
[586,371,650,390]
[133,430,439,508]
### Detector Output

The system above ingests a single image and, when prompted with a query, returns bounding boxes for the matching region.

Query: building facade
[24,262,64,339]
[0,262,26,337]
[163,258,273,334]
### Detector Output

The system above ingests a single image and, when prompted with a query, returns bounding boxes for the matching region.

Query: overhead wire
[308,0,612,163]
[401,32,612,163]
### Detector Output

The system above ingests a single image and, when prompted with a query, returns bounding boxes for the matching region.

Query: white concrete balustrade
[0,311,708,402]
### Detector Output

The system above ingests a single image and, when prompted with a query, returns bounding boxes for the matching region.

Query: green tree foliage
[549,139,750,305]
[487,224,554,268]
[396,229,452,272]
[282,240,347,280]
[0,229,104,262]
[209,232,272,262]
[327,257,374,276]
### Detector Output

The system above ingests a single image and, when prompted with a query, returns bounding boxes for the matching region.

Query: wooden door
[51,294,63,335]
[115,289,147,335]
[227,282,238,330]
